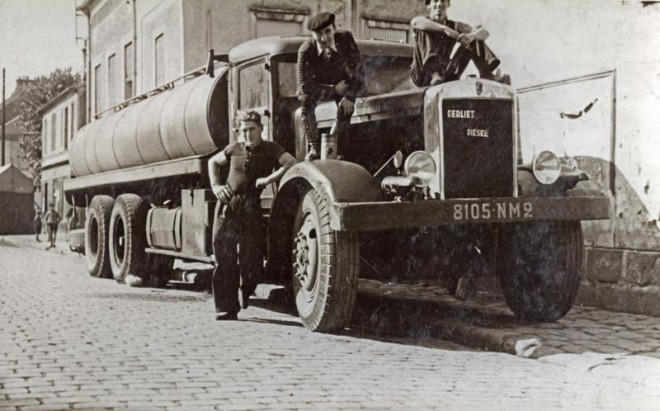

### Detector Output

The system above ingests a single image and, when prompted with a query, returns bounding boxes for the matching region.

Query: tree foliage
[18,68,81,187]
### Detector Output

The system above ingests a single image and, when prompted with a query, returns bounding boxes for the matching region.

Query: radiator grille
[442,99,514,199]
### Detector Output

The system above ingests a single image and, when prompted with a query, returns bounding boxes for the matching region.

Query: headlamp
[403,151,436,187]
[532,150,561,185]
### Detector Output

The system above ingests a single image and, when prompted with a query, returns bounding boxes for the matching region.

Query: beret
[236,110,261,125]
[307,12,335,31]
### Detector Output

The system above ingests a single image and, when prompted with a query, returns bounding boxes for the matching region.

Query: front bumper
[331,195,611,232]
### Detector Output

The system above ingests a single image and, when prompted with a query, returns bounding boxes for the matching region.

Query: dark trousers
[211,197,266,313]
[411,33,500,87]
[46,223,58,246]
[300,92,352,153]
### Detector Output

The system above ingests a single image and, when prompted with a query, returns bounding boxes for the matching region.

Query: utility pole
[2,67,5,166]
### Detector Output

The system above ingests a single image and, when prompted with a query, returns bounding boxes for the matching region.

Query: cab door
[235,59,276,209]
[237,59,272,139]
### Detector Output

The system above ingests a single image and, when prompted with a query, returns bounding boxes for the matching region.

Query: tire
[109,194,148,284]
[291,188,359,332]
[498,221,583,322]
[85,195,114,278]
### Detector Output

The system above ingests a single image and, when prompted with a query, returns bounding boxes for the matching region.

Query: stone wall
[579,247,660,317]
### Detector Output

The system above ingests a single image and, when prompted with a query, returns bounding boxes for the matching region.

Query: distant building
[1,78,34,175]
[0,164,34,234]
[38,83,86,218]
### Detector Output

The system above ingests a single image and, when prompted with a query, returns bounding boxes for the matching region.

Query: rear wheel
[85,195,114,278]
[291,188,359,332]
[499,221,583,322]
[109,194,148,284]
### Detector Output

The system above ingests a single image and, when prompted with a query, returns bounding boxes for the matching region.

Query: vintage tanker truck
[64,36,610,332]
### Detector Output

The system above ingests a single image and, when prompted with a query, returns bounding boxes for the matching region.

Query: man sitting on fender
[297,12,363,160]
[410,0,505,87]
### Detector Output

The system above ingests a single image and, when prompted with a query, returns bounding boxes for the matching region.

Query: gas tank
[70,68,229,177]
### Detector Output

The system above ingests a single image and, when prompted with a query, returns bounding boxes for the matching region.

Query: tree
[18,68,81,187]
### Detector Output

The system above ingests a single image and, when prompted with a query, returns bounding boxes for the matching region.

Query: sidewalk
[1,233,74,255]
[355,278,660,359]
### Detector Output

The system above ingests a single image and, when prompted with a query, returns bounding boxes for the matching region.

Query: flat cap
[236,110,261,125]
[307,12,335,31]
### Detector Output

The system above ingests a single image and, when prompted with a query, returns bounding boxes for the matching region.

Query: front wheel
[498,221,583,322]
[291,188,359,332]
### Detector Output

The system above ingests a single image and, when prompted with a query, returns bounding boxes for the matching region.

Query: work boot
[483,69,511,85]
[215,311,238,321]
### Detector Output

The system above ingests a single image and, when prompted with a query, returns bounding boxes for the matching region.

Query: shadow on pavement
[242,317,303,328]
[89,292,208,303]
[249,284,487,350]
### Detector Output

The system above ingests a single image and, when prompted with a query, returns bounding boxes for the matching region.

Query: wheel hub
[292,217,318,295]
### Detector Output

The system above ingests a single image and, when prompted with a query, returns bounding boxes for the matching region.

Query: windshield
[278,55,414,98]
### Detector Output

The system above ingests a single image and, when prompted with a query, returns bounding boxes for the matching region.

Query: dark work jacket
[296,30,363,102]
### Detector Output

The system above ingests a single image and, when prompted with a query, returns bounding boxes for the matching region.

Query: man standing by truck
[297,11,363,160]
[410,0,502,87]
[208,111,296,321]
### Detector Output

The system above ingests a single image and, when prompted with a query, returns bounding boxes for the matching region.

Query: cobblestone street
[1,235,660,410]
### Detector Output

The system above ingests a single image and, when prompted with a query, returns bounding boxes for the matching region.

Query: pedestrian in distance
[208,110,296,321]
[34,209,43,242]
[44,203,61,249]
[297,11,363,160]
[410,0,505,87]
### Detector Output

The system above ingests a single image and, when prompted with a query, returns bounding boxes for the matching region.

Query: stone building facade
[75,0,426,121]
[39,84,86,219]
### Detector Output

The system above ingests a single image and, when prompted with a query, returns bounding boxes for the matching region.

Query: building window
[43,118,49,154]
[248,5,307,37]
[108,54,117,107]
[363,19,410,43]
[124,42,134,100]
[50,113,56,152]
[94,64,102,114]
[155,33,165,86]
[63,106,69,150]
[71,102,76,141]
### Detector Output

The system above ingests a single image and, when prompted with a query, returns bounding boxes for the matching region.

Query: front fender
[266,160,382,281]
[280,159,383,203]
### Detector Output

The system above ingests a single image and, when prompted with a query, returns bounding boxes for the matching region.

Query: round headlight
[532,150,561,185]
[404,151,436,187]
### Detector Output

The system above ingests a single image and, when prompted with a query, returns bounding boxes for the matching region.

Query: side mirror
[392,151,403,169]
[374,150,404,178]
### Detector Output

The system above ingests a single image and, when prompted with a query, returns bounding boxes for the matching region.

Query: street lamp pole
[2,67,6,166]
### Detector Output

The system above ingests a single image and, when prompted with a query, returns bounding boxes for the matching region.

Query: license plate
[452,200,533,222]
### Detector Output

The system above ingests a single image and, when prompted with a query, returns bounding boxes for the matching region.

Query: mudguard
[266,160,382,281]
